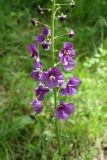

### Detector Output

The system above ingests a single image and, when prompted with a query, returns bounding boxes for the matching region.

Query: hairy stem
[51,0,62,156]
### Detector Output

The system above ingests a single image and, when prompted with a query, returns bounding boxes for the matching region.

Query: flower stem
[54,33,69,39]
[51,0,55,66]
[54,90,62,155]
[51,0,62,156]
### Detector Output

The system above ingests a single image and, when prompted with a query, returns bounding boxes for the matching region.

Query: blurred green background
[0,0,107,159]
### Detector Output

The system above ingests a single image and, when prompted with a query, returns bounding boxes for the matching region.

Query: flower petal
[46,79,58,89]
[35,35,45,44]
[56,107,69,120]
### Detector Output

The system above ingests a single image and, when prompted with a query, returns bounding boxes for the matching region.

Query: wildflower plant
[28,0,80,157]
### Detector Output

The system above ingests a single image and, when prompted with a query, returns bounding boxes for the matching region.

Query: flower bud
[58,13,67,22]
[37,5,44,14]
[31,18,35,25]
[31,18,37,25]
[70,0,75,7]
[69,30,75,38]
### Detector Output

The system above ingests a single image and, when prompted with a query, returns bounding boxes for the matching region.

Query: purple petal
[32,70,41,81]
[67,85,77,95]
[35,85,49,101]
[69,76,81,86]
[42,27,51,36]
[46,79,58,89]
[56,107,69,120]
[64,103,74,115]
[32,100,42,114]
[64,42,73,50]
[60,88,69,96]
[34,61,42,70]
[69,49,76,58]
[35,35,45,44]
[35,85,43,96]
[61,56,69,65]
[28,44,39,59]
[40,72,49,81]
[63,60,76,71]
[56,101,74,120]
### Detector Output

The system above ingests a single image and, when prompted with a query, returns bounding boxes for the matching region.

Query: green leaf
[13,115,34,129]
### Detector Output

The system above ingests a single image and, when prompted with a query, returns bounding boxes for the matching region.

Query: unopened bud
[70,0,75,7]
[37,5,44,14]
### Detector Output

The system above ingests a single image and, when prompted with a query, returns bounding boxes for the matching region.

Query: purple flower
[42,40,51,50]
[63,59,76,71]
[58,13,67,22]
[61,76,80,96]
[28,44,39,59]
[41,67,64,89]
[32,69,42,81]
[35,35,45,44]
[56,100,74,120]
[42,27,51,37]
[34,61,42,70]
[69,30,75,38]
[32,99,42,114]
[59,42,76,70]
[35,84,49,101]
[59,42,76,64]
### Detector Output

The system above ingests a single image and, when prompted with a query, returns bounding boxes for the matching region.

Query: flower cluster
[28,24,80,120]
[35,27,51,50]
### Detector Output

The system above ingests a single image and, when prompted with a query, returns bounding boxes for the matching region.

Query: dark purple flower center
[64,50,70,56]
[49,73,56,81]
[36,72,41,78]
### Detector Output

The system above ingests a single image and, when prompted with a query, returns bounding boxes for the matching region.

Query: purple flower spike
[69,30,75,38]
[61,76,80,96]
[35,84,49,101]
[35,35,45,44]
[28,44,39,59]
[42,27,51,37]
[32,99,43,114]
[42,40,51,50]
[41,67,64,89]
[58,13,67,22]
[56,100,74,120]
[32,69,42,81]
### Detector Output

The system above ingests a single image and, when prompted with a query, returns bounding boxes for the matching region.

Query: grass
[0,0,107,159]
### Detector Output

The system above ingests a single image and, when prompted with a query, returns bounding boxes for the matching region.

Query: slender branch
[54,33,69,39]
[54,62,61,67]
[56,3,70,6]
[51,0,62,156]
[37,21,49,27]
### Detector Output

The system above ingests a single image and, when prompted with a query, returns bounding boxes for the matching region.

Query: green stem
[51,0,62,156]
[54,33,69,39]
[51,0,55,66]
[54,89,62,155]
